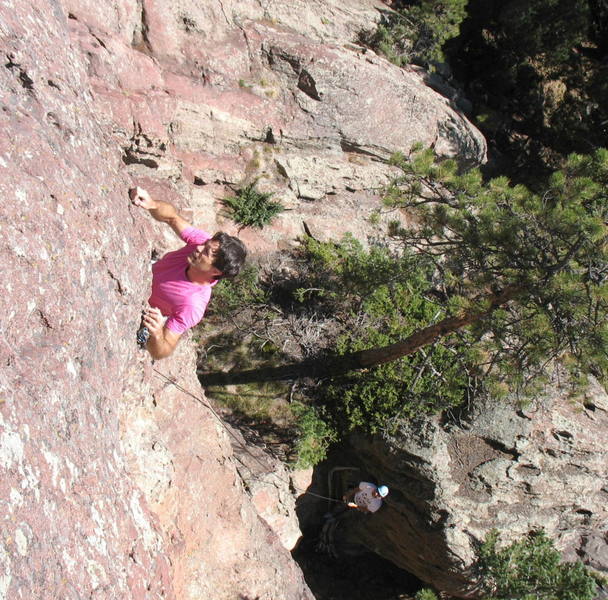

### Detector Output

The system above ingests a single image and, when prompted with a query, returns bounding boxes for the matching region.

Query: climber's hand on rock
[142,307,164,336]
[129,186,155,210]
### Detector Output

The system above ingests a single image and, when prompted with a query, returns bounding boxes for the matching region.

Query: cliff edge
[0,0,487,598]
[0,2,312,598]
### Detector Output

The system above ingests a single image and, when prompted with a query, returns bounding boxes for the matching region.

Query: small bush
[415,589,438,600]
[477,529,597,600]
[290,402,337,469]
[207,262,268,318]
[360,0,467,68]
[222,181,285,229]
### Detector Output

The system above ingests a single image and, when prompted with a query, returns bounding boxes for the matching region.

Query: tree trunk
[198,287,520,386]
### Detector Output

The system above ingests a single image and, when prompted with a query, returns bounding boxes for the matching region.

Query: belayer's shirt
[354,481,383,513]
[148,227,217,335]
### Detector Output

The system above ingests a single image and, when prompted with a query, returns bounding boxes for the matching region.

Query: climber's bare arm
[142,307,181,359]
[129,186,191,237]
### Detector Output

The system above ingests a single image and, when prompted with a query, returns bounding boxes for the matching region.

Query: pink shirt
[148,227,216,335]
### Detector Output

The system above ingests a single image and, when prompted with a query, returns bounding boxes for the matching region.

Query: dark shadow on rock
[292,446,422,600]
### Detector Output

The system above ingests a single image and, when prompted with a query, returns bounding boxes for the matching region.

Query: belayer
[130,186,247,359]
[343,481,389,514]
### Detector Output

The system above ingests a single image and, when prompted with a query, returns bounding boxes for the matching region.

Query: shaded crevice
[122,152,159,168]
[132,0,153,55]
[37,310,53,330]
[217,0,231,26]
[90,32,108,51]
[264,46,302,74]
[122,127,166,168]
[5,55,35,92]
[339,138,384,160]
[292,447,423,600]
[479,437,519,459]
[297,69,321,101]
[552,429,574,443]
[516,463,541,476]
[106,269,125,296]
[180,15,199,33]
[264,46,321,101]
[264,127,276,144]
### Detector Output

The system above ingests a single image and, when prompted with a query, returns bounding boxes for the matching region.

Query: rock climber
[130,186,247,359]
[343,481,389,514]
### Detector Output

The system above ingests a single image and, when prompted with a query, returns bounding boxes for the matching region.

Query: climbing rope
[152,367,273,474]
[300,491,344,503]
[151,367,346,505]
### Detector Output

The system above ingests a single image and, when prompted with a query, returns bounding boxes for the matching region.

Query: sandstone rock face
[0,3,171,597]
[121,352,313,600]
[0,1,311,598]
[1,0,487,597]
[64,0,485,253]
[222,421,309,551]
[338,379,608,596]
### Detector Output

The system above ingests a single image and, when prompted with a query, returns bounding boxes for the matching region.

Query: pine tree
[200,148,608,391]
[477,530,597,600]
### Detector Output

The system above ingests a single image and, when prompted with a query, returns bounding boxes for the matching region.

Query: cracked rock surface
[1,0,488,598]
[335,378,608,596]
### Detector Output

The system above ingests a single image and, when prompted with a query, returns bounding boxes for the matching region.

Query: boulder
[334,378,608,596]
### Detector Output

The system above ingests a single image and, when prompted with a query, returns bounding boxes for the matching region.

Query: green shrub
[360,0,468,67]
[222,181,284,229]
[415,589,438,600]
[207,262,268,318]
[477,529,597,600]
[290,402,337,469]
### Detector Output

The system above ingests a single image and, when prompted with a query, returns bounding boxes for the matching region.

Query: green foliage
[494,0,590,70]
[298,233,425,306]
[328,282,477,433]
[222,181,285,229]
[415,589,438,600]
[451,0,606,169]
[361,0,468,67]
[477,530,597,600]
[282,143,608,428]
[296,234,479,433]
[290,402,338,469]
[207,262,268,317]
[384,147,608,393]
[204,147,608,458]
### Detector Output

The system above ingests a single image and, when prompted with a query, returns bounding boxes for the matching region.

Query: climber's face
[187,238,223,279]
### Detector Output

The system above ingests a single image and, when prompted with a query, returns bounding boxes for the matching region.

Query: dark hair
[211,232,247,279]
